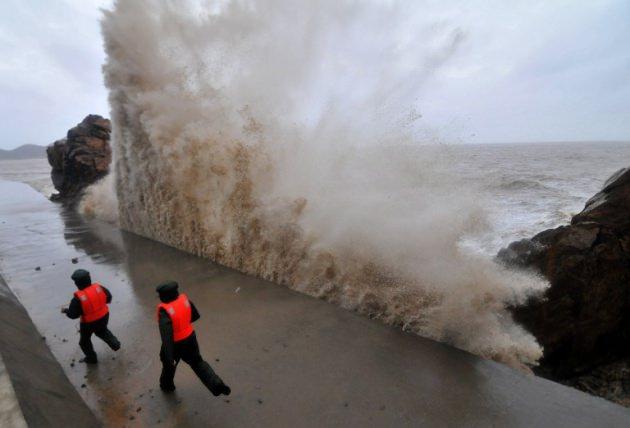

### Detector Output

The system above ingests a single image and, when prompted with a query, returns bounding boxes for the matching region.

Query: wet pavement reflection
[0,180,628,427]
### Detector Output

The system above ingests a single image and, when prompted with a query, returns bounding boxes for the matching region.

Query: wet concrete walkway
[0,179,629,427]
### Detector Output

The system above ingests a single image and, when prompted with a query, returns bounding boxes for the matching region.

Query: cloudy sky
[0,0,628,149]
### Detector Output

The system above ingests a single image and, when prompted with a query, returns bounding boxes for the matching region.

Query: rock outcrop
[499,168,630,404]
[47,115,111,202]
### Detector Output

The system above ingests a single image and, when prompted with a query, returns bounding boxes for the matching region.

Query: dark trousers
[79,313,120,360]
[160,332,225,395]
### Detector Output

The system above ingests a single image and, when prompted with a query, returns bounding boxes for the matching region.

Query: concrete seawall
[0,352,26,428]
[0,274,98,427]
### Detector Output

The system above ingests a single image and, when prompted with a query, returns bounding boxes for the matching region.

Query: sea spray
[80,173,119,224]
[95,0,548,367]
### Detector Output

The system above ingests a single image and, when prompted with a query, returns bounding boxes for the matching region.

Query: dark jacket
[65,285,112,321]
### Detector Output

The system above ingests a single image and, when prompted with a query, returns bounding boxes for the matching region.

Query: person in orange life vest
[61,269,121,364]
[156,281,231,396]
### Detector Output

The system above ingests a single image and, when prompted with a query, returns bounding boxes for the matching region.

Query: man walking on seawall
[156,281,231,396]
[62,269,121,363]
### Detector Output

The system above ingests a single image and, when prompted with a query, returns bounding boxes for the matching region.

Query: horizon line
[2,139,630,151]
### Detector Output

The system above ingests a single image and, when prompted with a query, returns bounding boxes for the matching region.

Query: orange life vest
[157,294,194,342]
[74,283,109,323]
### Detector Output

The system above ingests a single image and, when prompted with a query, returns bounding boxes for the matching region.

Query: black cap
[156,281,179,303]
[156,281,179,295]
[71,269,90,281]
[71,269,91,289]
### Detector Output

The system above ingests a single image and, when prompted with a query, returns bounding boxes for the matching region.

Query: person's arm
[63,297,82,319]
[190,300,200,323]
[158,308,175,365]
[101,286,112,304]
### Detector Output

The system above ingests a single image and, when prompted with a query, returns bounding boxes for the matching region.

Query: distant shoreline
[0,144,46,161]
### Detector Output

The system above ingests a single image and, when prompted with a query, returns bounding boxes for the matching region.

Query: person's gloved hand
[61,307,68,314]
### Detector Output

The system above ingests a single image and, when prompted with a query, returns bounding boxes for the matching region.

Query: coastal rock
[46,115,111,202]
[562,359,630,407]
[499,168,630,383]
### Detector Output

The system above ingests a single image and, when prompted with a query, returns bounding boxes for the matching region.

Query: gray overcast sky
[0,0,629,150]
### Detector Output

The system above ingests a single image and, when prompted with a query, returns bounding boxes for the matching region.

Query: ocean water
[0,158,53,198]
[451,141,630,255]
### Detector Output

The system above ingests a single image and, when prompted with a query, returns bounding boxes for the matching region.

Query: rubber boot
[191,360,229,396]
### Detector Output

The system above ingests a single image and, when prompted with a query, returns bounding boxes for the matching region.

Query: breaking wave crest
[495,179,554,192]
[96,0,548,368]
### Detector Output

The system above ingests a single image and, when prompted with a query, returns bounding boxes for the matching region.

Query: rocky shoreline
[499,167,630,406]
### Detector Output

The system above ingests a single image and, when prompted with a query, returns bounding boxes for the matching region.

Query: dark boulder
[562,359,630,407]
[47,115,111,202]
[499,168,630,383]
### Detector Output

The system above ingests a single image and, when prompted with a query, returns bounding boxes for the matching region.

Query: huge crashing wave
[86,0,548,368]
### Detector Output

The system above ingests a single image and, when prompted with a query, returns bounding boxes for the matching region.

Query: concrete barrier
[0,275,98,427]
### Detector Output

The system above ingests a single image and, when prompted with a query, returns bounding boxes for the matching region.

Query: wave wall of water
[92,0,549,367]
